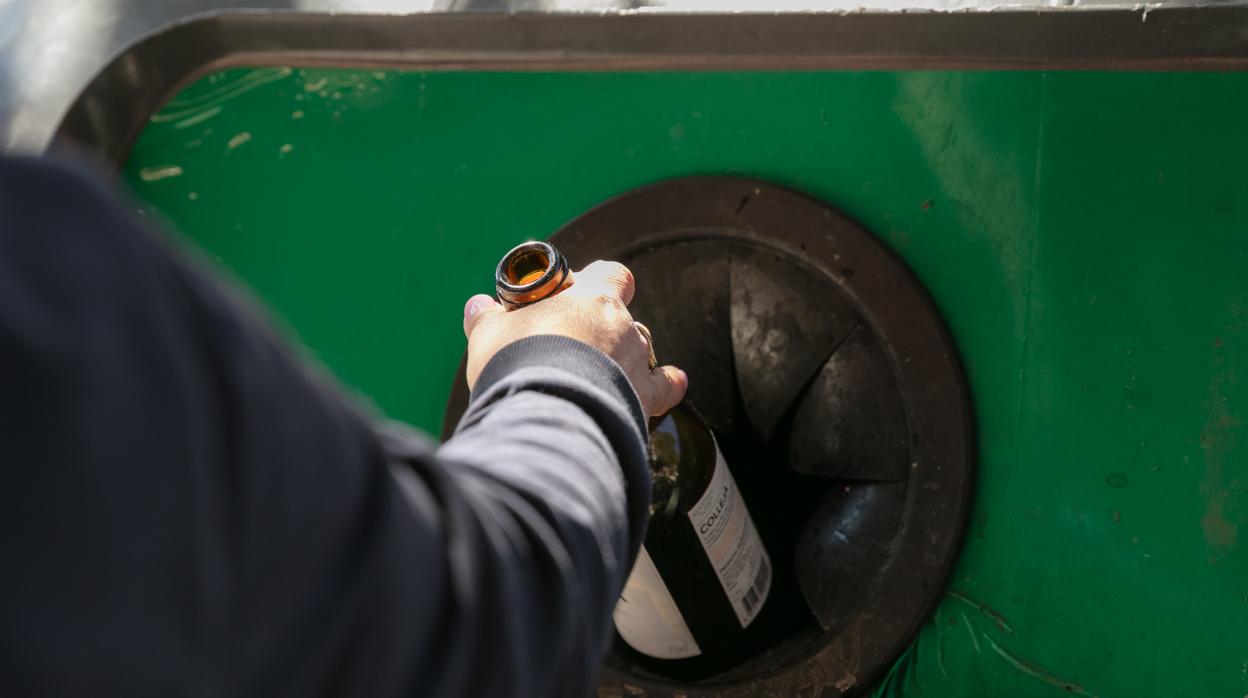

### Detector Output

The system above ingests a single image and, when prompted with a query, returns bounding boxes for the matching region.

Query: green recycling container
[118,62,1247,697]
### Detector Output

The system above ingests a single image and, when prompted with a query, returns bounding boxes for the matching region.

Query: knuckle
[598,294,627,314]
[615,263,635,288]
[599,261,633,289]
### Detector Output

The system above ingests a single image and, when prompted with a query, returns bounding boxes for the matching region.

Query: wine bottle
[494,241,773,678]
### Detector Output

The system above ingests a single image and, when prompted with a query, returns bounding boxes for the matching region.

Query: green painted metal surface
[123,67,1248,696]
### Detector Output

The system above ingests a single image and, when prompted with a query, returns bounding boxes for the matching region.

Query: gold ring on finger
[633,321,658,371]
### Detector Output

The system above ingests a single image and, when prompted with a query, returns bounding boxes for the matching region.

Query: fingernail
[465,297,490,320]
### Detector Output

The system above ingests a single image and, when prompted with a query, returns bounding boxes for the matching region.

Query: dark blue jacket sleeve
[0,156,650,698]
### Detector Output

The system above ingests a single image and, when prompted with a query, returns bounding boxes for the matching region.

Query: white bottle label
[686,447,772,628]
[613,547,701,659]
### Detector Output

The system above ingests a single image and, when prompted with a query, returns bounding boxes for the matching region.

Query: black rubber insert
[443,176,975,696]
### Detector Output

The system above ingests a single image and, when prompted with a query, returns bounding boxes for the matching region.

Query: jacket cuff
[470,334,647,439]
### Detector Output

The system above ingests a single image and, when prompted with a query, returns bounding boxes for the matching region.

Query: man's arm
[0,156,678,697]
[384,335,652,696]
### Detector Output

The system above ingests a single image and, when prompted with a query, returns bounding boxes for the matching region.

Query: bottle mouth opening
[497,241,560,293]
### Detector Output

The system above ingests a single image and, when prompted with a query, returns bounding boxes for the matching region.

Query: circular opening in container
[445,177,974,696]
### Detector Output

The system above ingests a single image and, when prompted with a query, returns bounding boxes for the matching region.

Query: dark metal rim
[53,8,1248,169]
[480,175,976,695]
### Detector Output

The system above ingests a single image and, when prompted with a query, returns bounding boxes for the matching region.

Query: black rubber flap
[443,177,974,697]
[729,252,857,442]
[789,324,910,482]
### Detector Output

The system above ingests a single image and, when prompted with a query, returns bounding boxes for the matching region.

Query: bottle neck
[495,241,573,309]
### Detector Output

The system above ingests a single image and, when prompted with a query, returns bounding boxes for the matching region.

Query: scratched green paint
[123,68,1248,696]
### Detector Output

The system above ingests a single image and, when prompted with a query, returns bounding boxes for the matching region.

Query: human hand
[462,260,688,417]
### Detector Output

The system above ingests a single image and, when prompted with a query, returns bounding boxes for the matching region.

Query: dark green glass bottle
[612,403,773,679]
[494,241,773,678]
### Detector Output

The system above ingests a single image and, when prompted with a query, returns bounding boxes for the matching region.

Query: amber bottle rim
[495,240,571,308]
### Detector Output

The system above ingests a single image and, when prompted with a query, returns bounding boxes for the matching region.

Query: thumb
[463,294,503,339]
[643,365,689,417]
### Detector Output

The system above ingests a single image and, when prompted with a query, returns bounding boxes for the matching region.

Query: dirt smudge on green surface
[1200,331,1242,557]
